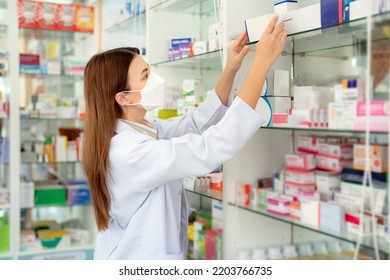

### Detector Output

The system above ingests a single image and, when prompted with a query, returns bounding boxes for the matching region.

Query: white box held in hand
[245,13,277,43]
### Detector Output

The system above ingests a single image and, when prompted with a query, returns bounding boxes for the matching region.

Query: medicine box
[274,0,298,14]
[300,198,320,228]
[280,4,321,34]
[208,22,223,51]
[0,222,9,252]
[35,185,67,205]
[285,168,316,185]
[37,229,71,249]
[245,13,275,43]
[290,200,301,220]
[317,143,353,160]
[293,86,334,109]
[67,184,90,205]
[267,69,290,96]
[320,0,345,28]
[328,101,356,129]
[297,135,326,154]
[353,144,388,173]
[20,54,41,74]
[354,101,390,132]
[209,171,223,192]
[320,202,345,233]
[345,212,372,235]
[267,196,291,216]
[285,153,316,171]
[315,154,352,173]
[315,170,340,201]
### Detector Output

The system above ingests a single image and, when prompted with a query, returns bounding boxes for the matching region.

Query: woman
[82,16,286,260]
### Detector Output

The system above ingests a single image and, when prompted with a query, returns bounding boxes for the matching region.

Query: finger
[231,31,248,49]
[237,30,249,46]
[237,45,250,61]
[272,22,285,36]
[279,30,287,42]
[265,15,279,34]
[278,30,287,48]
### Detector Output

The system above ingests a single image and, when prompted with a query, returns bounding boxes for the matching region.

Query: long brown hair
[82,47,140,231]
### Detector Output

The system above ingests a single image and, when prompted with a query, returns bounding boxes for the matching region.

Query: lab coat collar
[115,119,158,140]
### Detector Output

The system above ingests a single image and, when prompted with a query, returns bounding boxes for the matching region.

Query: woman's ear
[115,92,129,106]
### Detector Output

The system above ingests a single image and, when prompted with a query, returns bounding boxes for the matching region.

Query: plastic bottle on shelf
[297,243,314,260]
[282,245,299,260]
[339,242,373,260]
[326,240,350,260]
[251,248,268,260]
[312,242,329,259]
[236,249,251,260]
[267,246,283,260]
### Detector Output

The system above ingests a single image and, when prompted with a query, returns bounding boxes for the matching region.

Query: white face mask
[123,72,166,111]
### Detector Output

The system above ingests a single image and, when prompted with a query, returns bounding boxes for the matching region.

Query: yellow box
[353,144,388,173]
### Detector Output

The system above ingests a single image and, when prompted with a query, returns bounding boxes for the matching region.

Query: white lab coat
[93,90,264,260]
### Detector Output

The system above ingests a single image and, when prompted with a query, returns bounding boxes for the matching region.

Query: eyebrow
[140,65,150,76]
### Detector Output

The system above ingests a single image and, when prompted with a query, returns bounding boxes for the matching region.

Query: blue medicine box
[171,37,193,48]
[320,0,354,28]
[67,184,91,205]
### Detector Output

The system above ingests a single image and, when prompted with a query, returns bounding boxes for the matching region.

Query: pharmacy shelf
[149,0,215,16]
[0,252,11,259]
[21,203,91,210]
[0,24,6,34]
[19,27,92,42]
[18,244,95,258]
[0,24,6,35]
[20,116,84,121]
[105,11,146,33]
[262,125,389,135]
[21,161,82,165]
[151,49,223,70]
[248,11,390,58]
[228,202,389,256]
[185,188,223,202]
[19,73,84,79]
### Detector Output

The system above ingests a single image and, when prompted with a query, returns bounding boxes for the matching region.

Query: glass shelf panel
[105,12,146,33]
[150,0,215,16]
[0,24,7,35]
[151,49,223,70]
[21,203,90,210]
[185,188,223,202]
[21,161,81,165]
[261,125,389,135]
[18,244,95,257]
[19,73,84,80]
[20,116,85,121]
[19,27,92,42]
[249,11,390,56]
[228,202,389,256]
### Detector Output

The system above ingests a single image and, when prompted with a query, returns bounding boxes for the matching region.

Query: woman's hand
[254,16,287,71]
[225,31,251,73]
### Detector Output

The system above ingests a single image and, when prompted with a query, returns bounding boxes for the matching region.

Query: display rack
[3,0,100,260]
[144,0,390,260]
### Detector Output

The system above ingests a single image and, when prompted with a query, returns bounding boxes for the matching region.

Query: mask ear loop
[121,90,142,107]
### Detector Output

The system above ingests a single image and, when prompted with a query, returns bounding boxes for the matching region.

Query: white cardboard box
[267,69,290,96]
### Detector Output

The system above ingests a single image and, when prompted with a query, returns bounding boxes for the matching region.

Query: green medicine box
[0,216,9,252]
[35,185,67,206]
